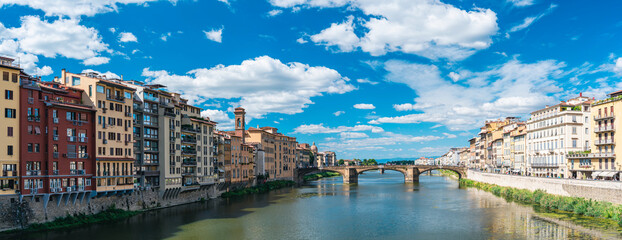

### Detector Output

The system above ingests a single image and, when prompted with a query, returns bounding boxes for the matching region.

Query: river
[8,171,622,239]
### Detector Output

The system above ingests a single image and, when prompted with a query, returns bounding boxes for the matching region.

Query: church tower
[234,107,246,142]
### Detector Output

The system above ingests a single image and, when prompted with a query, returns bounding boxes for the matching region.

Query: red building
[19,77,96,199]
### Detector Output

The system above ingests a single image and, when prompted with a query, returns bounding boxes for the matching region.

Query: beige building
[60,70,135,193]
[568,91,621,180]
[527,95,592,178]
[0,57,20,195]
[511,124,527,174]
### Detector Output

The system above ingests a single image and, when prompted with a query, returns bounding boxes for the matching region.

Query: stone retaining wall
[0,184,226,232]
[467,170,622,204]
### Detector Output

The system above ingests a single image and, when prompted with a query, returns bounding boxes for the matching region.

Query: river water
[9,171,622,239]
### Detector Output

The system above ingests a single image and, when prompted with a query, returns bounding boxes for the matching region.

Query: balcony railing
[181,149,197,155]
[181,125,199,133]
[594,139,614,145]
[530,162,559,167]
[27,115,40,122]
[78,137,88,143]
[106,95,125,102]
[68,136,76,142]
[181,137,197,144]
[594,114,615,121]
[182,160,197,166]
[595,125,615,133]
[26,170,41,176]
[70,169,86,175]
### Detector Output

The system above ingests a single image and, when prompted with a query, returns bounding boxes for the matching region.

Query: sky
[1,0,622,160]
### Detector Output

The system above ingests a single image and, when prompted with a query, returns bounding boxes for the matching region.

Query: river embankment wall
[0,181,257,232]
[466,170,622,205]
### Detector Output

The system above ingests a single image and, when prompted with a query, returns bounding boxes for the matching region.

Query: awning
[603,172,618,177]
[512,169,521,173]
[592,171,603,177]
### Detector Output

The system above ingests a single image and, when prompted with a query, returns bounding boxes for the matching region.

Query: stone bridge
[294,165,467,184]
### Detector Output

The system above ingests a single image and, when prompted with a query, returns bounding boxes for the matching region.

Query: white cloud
[448,72,461,82]
[119,32,138,42]
[442,133,457,138]
[109,27,116,33]
[508,4,557,35]
[0,0,174,18]
[275,0,499,61]
[507,0,535,7]
[142,56,355,119]
[353,103,375,109]
[161,32,172,41]
[310,16,359,52]
[333,110,345,116]
[204,27,223,43]
[294,123,384,134]
[340,132,368,139]
[33,66,53,76]
[0,16,110,74]
[372,58,566,130]
[81,69,120,79]
[82,57,110,66]
[356,78,378,85]
[267,9,283,17]
[322,132,442,151]
[201,109,234,130]
[613,57,622,74]
[296,37,308,44]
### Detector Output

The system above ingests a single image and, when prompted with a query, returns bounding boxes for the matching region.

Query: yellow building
[568,90,621,180]
[0,57,20,195]
[60,70,135,193]
[246,126,296,181]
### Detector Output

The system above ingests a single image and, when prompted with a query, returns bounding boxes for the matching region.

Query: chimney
[579,92,582,97]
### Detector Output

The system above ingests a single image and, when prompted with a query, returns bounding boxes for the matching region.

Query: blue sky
[1,0,622,159]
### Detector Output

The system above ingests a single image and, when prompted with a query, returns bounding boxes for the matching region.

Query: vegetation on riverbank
[439,169,459,178]
[9,206,139,233]
[459,179,622,226]
[221,180,296,198]
[303,172,341,181]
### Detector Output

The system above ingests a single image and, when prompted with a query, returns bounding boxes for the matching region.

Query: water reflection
[3,171,620,240]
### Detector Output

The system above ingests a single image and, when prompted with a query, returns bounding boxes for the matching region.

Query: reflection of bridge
[294,165,467,184]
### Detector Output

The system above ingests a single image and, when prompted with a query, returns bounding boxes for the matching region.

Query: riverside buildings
[526,95,592,178]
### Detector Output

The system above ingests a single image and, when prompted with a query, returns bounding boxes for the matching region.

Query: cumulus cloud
[0,0,175,18]
[204,27,223,43]
[119,32,137,42]
[0,16,109,74]
[294,123,384,134]
[201,109,234,130]
[340,132,368,139]
[371,59,566,130]
[353,103,375,109]
[296,37,308,44]
[613,57,622,74]
[273,0,499,61]
[333,110,345,116]
[142,56,355,119]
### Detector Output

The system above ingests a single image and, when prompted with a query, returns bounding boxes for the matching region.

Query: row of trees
[337,159,379,166]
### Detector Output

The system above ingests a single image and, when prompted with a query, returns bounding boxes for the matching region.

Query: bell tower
[234,107,246,142]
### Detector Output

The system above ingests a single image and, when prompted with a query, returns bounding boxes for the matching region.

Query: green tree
[338,159,345,166]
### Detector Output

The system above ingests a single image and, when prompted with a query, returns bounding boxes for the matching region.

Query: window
[2,71,7,81]
[7,127,12,137]
[72,76,81,85]
[5,90,12,100]
[96,85,104,93]
[11,73,17,82]
[89,85,92,96]
[7,145,13,155]
[125,92,132,99]
[4,108,15,118]
[27,143,33,153]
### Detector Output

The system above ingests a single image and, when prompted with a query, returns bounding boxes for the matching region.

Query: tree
[338,159,345,166]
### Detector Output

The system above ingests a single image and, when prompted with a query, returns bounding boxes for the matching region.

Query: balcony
[181,125,199,133]
[530,162,559,168]
[26,170,41,176]
[181,171,196,176]
[27,115,40,122]
[594,139,614,145]
[182,160,197,166]
[71,120,87,126]
[133,104,143,112]
[143,108,158,114]
[78,137,88,143]
[70,169,86,175]
[594,114,615,121]
[592,152,615,158]
[595,125,615,133]
[181,137,197,144]
[106,95,125,103]
[164,110,176,117]
[181,149,197,155]
[144,147,159,152]
[137,170,159,176]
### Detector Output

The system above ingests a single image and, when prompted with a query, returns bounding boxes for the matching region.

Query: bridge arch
[417,167,465,179]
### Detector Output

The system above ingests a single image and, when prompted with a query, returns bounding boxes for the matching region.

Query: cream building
[568,91,621,180]
[0,56,20,195]
[527,95,592,178]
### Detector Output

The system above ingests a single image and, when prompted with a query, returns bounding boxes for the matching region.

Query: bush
[459,178,622,226]
[221,180,295,198]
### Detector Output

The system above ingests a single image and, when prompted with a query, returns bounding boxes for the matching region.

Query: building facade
[0,57,20,196]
